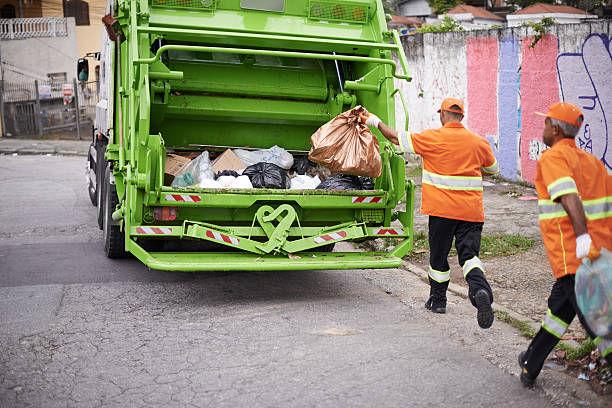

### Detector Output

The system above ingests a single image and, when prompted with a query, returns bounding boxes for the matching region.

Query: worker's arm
[558,193,598,259]
[359,112,399,145]
[559,193,587,237]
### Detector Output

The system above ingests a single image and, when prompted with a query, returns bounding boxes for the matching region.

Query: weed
[495,311,537,338]
[557,340,596,360]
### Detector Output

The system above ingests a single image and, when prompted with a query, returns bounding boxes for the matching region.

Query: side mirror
[77,58,89,82]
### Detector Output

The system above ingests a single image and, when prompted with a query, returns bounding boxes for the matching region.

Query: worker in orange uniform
[361,98,498,329]
[517,102,612,387]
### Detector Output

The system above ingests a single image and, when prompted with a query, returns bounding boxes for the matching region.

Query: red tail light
[153,206,177,221]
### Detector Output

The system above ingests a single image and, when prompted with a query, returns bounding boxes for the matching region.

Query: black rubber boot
[518,351,536,388]
[424,278,448,314]
[466,269,494,328]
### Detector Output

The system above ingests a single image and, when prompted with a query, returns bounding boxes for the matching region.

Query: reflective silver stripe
[539,198,612,221]
[422,170,483,191]
[462,256,484,277]
[541,308,569,339]
[538,200,567,219]
[399,131,414,154]
[481,160,499,174]
[547,177,578,201]
[584,198,612,220]
[428,267,450,283]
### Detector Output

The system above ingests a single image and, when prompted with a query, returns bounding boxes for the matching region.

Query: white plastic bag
[231,175,253,189]
[290,175,321,190]
[198,178,221,189]
[233,145,294,170]
[575,248,612,339]
[216,175,236,188]
[171,151,215,188]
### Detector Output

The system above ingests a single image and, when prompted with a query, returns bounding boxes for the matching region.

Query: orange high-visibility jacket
[399,122,499,222]
[535,138,612,279]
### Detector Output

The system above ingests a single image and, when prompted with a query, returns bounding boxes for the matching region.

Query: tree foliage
[417,16,464,32]
[425,0,462,15]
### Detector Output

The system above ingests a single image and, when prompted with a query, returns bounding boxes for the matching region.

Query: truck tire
[103,164,126,258]
[87,143,97,206]
[96,143,107,230]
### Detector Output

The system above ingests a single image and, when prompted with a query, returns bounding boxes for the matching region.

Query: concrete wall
[1,17,78,82]
[394,22,612,183]
[41,0,106,73]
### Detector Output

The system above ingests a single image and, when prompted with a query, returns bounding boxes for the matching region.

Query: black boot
[518,351,535,387]
[424,278,448,314]
[466,269,494,329]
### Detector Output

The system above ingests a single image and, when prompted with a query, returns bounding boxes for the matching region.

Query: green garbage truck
[86,0,415,271]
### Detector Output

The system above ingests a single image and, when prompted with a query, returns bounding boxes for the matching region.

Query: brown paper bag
[308,106,382,178]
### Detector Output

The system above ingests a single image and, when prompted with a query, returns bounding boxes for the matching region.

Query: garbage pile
[165,107,382,191]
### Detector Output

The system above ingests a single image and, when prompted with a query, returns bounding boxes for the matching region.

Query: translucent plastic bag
[171,151,215,188]
[233,146,294,170]
[575,248,612,339]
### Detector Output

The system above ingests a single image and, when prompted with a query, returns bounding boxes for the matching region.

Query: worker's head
[437,98,464,125]
[535,102,583,147]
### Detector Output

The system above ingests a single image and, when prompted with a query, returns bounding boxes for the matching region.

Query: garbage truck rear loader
[88,0,415,271]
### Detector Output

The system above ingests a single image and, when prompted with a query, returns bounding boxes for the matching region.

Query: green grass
[556,340,596,360]
[480,234,535,257]
[495,311,537,338]
[404,233,535,260]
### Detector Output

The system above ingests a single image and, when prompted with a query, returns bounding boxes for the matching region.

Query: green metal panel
[308,0,371,24]
[104,0,413,271]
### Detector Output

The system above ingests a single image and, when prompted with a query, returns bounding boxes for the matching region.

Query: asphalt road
[0,155,556,407]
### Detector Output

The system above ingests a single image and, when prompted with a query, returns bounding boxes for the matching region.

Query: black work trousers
[428,216,493,306]
[523,275,612,379]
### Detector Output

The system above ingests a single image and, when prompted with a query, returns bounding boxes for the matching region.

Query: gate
[0,79,98,138]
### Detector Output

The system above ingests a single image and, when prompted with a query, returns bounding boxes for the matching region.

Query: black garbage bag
[215,169,240,179]
[243,162,290,189]
[315,174,374,190]
[291,156,316,175]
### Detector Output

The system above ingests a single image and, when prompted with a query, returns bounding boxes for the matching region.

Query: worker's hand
[576,233,600,261]
[359,112,381,129]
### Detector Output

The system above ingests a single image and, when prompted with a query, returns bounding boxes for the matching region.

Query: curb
[400,259,581,349]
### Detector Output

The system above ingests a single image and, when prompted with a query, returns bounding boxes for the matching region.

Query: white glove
[365,113,381,129]
[576,233,592,259]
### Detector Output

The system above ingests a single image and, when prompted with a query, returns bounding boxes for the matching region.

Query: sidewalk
[0,137,89,156]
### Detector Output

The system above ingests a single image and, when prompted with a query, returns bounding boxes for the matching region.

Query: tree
[425,0,463,15]
[381,0,398,14]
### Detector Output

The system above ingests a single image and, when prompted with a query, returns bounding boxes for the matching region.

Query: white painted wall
[397,0,432,17]
[0,17,78,82]
[506,13,597,27]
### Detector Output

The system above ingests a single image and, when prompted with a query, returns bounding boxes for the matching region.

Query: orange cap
[535,102,584,127]
[437,98,464,114]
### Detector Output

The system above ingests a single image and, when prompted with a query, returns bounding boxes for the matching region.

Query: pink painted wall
[467,37,498,140]
[519,34,560,183]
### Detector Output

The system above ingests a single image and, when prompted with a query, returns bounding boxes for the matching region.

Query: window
[0,4,16,18]
[62,0,90,26]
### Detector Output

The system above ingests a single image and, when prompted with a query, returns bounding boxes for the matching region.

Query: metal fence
[0,79,98,138]
[0,18,68,40]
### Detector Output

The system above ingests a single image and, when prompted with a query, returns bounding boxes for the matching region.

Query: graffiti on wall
[557,34,611,170]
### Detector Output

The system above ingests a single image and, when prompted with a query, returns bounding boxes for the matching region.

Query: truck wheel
[87,143,97,206]
[103,164,126,258]
[96,143,107,230]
